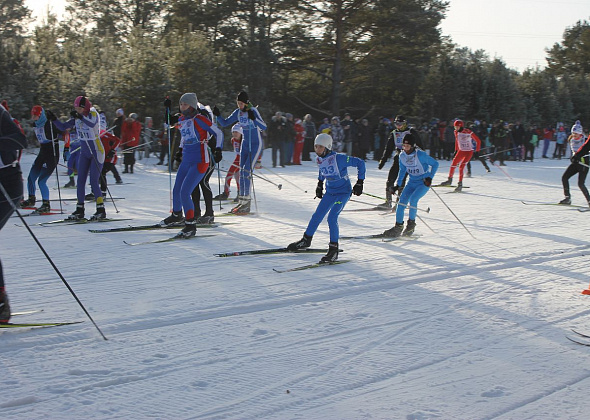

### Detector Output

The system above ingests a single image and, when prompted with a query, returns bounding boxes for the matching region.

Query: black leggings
[562,162,590,202]
[191,164,215,217]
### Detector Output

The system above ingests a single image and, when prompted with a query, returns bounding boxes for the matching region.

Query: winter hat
[231,124,243,136]
[402,135,416,147]
[74,95,92,114]
[116,108,124,117]
[572,120,583,135]
[31,105,43,117]
[179,93,198,110]
[237,91,249,103]
[314,133,333,150]
[1,100,9,112]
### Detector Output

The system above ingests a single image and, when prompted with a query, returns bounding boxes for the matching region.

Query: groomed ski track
[2,151,590,419]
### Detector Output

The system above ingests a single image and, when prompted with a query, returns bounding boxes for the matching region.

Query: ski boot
[320,242,339,263]
[20,195,36,208]
[0,288,11,324]
[559,196,571,205]
[383,222,404,238]
[375,188,392,210]
[89,203,106,221]
[34,200,51,214]
[67,204,85,220]
[196,215,215,224]
[233,196,240,203]
[402,219,416,237]
[85,193,95,201]
[176,218,196,238]
[454,181,463,192]
[287,233,313,251]
[213,192,229,200]
[231,197,251,214]
[116,179,123,185]
[160,211,185,227]
[439,177,453,186]
[64,178,75,188]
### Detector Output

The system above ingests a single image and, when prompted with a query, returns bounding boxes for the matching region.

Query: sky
[25,0,590,73]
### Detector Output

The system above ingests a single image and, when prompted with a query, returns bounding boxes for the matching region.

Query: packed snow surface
[2,148,590,419]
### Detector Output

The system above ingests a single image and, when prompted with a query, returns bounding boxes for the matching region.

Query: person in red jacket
[292,118,306,165]
[438,119,481,192]
[99,131,122,195]
[121,113,141,173]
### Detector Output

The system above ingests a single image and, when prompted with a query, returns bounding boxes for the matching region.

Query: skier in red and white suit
[214,124,242,200]
[439,119,481,192]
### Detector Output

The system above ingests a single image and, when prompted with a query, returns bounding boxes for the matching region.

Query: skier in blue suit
[213,91,266,214]
[383,134,438,237]
[287,133,366,263]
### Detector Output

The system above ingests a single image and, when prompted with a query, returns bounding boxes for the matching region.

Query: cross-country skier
[63,129,80,188]
[159,93,223,237]
[383,135,438,238]
[377,115,423,208]
[560,120,590,206]
[0,103,27,324]
[50,96,106,220]
[213,91,266,214]
[286,133,366,263]
[20,106,63,214]
[213,124,242,201]
[438,119,481,192]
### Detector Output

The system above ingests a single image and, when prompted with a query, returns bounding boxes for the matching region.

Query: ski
[521,201,587,208]
[20,206,64,211]
[566,335,590,346]
[88,223,226,233]
[340,234,385,240]
[11,309,44,316]
[578,207,590,212]
[571,329,590,339]
[38,218,133,226]
[382,234,422,242]
[48,197,125,202]
[214,248,341,257]
[123,234,217,246]
[0,321,83,329]
[273,259,351,273]
[20,211,64,217]
[433,184,470,188]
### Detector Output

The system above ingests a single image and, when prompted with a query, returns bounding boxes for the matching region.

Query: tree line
[1,0,589,131]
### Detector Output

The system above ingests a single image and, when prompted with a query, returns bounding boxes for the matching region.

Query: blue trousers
[173,159,206,220]
[305,191,350,243]
[396,181,429,223]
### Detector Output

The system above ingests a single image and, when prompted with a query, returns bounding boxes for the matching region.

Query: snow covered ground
[2,147,590,419]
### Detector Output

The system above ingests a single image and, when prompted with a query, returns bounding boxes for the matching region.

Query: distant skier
[438,119,481,192]
[383,135,438,238]
[560,120,590,206]
[377,115,423,208]
[286,133,366,263]
[20,105,63,214]
[213,124,242,201]
[213,91,267,214]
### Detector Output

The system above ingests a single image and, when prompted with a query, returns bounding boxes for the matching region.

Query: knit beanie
[237,91,249,103]
[179,93,198,110]
[116,108,124,117]
[572,120,584,135]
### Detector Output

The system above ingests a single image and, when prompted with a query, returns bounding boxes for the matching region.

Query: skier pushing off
[383,135,438,238]
[438,119,480,192]
[287,133,366,263]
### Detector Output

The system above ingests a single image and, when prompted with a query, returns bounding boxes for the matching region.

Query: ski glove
[70,110,83,119]
[352,179,364,196]
[378,160,386,170]
[423,177,432,187]
[315,180,324,199]
[571,154,580,163]
[45,110,57,121]
[213,148,223,163]
[164,97,171,109]
[175,148,183,163]
[212,106,221,117]
[106,150,116,160]
[247,109,256,121]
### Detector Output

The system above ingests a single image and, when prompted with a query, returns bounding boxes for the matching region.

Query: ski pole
[430,186,475,239]
[0,181,107,340]
[49,122,64,214]
[220,165,282,190]
[259,165,306,192]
